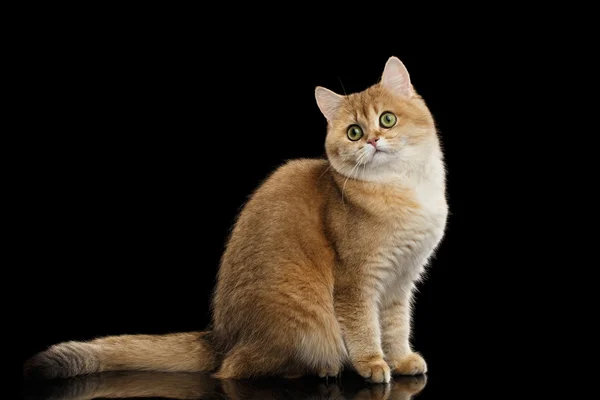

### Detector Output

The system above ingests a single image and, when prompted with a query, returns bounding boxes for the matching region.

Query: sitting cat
[24,56,448,384]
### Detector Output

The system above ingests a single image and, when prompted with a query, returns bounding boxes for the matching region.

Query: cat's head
[315,56,438,182]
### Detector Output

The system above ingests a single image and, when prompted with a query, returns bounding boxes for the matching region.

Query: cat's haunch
[24,56,447,384]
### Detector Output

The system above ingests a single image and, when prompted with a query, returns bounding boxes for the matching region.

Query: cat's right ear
[315,86,344,122]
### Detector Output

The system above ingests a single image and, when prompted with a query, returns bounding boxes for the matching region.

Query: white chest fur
[371,159,448,292]
[382,195,446,280]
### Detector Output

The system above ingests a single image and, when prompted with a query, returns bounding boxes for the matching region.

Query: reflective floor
[21,371,429,400]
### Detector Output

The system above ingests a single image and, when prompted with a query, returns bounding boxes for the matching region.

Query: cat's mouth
[372,150,387,159]
[364,147,384,155]
[370,147,391,157]
[363,147,395,166]
[352,147,394,167]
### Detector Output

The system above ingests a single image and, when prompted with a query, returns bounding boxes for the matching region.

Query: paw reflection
[338,374,427,400]
[22,371,426,400]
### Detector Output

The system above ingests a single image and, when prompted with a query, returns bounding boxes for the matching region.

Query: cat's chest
[371,181,447,279]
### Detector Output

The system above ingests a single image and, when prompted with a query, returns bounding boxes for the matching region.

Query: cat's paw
[317,362,343,378]
[387,353,427,376]
[354,357,391,383]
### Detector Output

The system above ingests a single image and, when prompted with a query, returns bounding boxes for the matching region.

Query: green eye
[380,112,397,128]
[347,125,363,141]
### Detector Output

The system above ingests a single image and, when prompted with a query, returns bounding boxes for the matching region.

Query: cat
[24,56,448,384]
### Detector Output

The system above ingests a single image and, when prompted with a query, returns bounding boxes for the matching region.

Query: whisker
[341,156,362,209]
[318,163,332,180]
[336,76,347,96]
[354,152,367,182]
[361,156,367,181]
[342,166,356,202]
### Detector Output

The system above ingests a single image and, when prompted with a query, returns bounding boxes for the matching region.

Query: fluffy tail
[23,331,219,379]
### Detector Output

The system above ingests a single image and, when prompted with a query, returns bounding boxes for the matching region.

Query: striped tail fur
[23,331,219,379]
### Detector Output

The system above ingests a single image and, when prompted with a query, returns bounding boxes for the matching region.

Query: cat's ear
[315,86,344,122]
[381,56,413,99]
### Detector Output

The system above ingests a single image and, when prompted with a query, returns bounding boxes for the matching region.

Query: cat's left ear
[381,56,413,99]
[315,86,344,122]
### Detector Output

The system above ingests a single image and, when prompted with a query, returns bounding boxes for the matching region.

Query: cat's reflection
[22,371,427,400]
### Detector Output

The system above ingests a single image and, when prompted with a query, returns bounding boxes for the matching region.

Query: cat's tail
[23,331,220,379]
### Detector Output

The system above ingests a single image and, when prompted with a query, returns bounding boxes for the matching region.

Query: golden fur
[24,56,448,384]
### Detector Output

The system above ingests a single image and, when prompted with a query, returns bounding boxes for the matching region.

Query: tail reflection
[21,371,218,400]
[22,371,427,400]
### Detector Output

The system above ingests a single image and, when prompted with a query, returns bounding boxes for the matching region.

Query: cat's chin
[330,156,396,183]
[368,150,393,168]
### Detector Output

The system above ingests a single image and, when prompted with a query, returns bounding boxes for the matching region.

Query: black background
[12,8,561,398]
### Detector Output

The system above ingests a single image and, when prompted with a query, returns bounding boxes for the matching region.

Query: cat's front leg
[380,288,427,376]
[335,285,391,383]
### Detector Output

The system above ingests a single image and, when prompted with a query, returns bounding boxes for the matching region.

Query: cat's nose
[367,138,379,148]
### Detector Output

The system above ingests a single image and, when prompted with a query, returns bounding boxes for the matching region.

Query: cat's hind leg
[213,343,291,379]
[295,321,346,379]
[213,262,346,380]
[213,315,346,380]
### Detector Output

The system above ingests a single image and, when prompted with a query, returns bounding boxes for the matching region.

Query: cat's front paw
[387,353,427,376]
[317,362,342,378]
[353,357,391,383]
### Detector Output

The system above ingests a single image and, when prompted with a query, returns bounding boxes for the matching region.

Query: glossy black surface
[15,8,549,400]
[22,371,428,400]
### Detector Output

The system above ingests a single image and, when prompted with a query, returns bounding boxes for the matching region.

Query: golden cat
[24,56,448,384]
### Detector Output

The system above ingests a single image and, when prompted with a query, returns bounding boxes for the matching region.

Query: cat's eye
[347,125,363,141]
[380,112,397,128]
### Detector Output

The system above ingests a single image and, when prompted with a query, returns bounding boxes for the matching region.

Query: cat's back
[222,158,334,262]
[247,158,332,210]
[213,158,343,362]
[215,157,337,315]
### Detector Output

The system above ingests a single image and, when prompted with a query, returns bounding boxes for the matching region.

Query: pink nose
[367,138,379,147]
